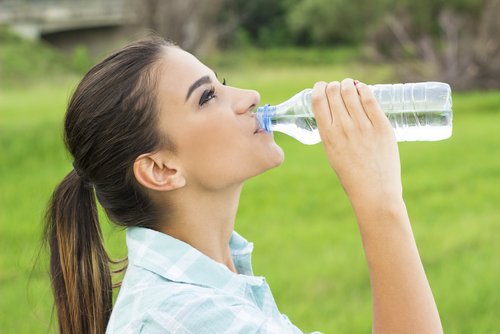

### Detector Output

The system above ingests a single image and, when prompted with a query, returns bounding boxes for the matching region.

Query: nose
[233,88,260,115]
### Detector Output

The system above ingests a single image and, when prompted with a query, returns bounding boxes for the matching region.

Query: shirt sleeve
[136,293,320,334]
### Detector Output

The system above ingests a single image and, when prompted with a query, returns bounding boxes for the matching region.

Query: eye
[199,87,216,106]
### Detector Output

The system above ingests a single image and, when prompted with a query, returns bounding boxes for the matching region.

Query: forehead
[157,47,212,104]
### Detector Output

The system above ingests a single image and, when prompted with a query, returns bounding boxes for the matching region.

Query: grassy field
[1,55,500,333]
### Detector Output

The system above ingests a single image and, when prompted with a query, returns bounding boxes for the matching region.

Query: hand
[311,79,403,209]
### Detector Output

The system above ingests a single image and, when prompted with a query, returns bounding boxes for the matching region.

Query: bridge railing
[0,0,138,25]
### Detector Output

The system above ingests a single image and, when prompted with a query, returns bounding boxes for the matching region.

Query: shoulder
[143,290,266,333]
[109,289,303,334]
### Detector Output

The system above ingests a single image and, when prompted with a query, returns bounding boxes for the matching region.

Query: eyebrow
[185,75,212,102]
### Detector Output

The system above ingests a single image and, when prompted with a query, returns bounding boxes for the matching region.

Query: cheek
[178,119,256,187]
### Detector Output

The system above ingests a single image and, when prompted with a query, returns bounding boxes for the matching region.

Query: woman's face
[155,47,284,190]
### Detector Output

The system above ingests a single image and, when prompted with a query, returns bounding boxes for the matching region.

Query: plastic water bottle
[255,82,453,144]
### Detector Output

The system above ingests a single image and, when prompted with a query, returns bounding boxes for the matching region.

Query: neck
[156,184,243,273]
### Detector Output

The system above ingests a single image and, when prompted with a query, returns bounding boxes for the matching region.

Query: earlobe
[133,153,186,192]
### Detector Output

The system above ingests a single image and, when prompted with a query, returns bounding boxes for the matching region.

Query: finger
[325,81,351,129]
[356,82,390,129]
[311,81,333,127]
[340,78,371,128]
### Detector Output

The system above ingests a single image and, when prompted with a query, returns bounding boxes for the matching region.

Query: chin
[265,142,285,169]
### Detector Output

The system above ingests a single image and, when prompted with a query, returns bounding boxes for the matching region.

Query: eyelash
[199,86,216,107]
[199,78,227,107]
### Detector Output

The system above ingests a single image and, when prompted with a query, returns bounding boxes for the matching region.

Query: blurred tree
[286,0,388,45]
[370,0,500,90]
[217,0,300,48]
[136,0,225,56]
[133,0,499,89]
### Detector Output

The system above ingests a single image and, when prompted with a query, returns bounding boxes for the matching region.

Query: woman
[45,37,442,333]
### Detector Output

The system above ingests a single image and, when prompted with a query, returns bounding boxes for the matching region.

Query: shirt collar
[126,227,264,292]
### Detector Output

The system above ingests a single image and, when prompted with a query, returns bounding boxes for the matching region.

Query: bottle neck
[255,88,312,132]
[256,104,276,132]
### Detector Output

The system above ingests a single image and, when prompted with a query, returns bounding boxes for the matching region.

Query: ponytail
[45,170,112,334]
[43,37,173,333]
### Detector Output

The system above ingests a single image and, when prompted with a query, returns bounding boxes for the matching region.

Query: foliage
[217,0,299,48]
[3,0,498,90]
[70,45,94,74]
[202,45,363,70]
[389,0,485,35]
[286,0,386,45]
[0,27,66,85]
[368,0,500,90]
[217,0,489,48]
[0,26,85,87]
[212,0,499,90]
[134,0,225,56]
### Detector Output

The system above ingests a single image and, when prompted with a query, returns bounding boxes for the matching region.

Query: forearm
[353,199,443,334]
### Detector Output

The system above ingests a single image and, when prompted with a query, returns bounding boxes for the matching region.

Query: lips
[254,116,264,134]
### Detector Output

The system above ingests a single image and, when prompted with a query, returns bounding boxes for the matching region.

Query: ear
[133,152,186,192]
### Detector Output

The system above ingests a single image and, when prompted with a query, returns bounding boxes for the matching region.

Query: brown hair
[44,37,173,334]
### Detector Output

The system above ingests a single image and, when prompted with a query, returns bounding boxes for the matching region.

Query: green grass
[1,58,500,333]
[0,27,82,88]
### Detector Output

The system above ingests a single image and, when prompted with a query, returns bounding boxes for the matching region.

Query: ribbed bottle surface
[256,82,453,145]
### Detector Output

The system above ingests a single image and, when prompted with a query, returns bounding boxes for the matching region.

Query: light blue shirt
[106,227,320,333]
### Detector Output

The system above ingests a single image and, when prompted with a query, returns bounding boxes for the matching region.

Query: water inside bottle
[270,109,452,144]
[270,114,321,145]
[387,109,452,141]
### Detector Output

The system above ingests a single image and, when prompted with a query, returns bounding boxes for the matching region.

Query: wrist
[351,196,409,229]
[350,189,404,213]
